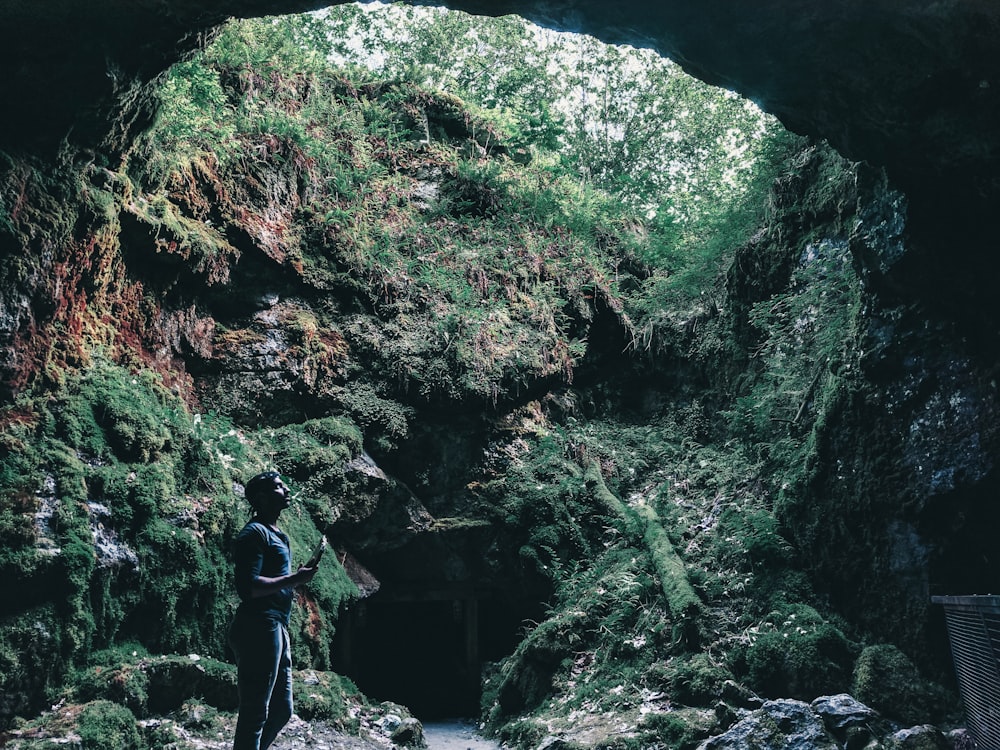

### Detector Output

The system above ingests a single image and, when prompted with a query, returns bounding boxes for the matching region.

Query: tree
[315,3,779,218]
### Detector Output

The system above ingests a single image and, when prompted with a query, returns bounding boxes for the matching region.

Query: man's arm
[248,566,317,598]
[234,523,318,601]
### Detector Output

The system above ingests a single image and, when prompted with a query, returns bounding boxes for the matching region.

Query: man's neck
[254,512,280,529]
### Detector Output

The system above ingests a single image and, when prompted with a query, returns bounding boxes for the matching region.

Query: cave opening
[924,466,1000,596]
[332,587,543,719]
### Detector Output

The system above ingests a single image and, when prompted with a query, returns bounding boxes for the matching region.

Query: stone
[698,699,839,750]
[886,725,951,750]
[389,717,424,746]
[811,694,878,732]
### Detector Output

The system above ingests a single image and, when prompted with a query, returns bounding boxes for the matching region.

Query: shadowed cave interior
[334,592,544,718]
[331,527,550,719]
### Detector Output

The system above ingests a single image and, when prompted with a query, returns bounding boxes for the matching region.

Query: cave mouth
[333,586,543,719]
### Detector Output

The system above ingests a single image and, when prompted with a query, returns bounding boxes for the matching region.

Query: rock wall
[732,146,1000,661]
[1,0,999,733]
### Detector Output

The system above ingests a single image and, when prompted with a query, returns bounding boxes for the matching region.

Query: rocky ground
[3,713,505,750]
[3,707,410,750]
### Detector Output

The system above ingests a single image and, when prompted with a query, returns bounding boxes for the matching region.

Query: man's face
[258,477,291,515]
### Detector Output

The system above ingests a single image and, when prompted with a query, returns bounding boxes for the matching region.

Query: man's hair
[244,471,281,509]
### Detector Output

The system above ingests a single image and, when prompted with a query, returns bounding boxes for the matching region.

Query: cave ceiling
[2,0,998,218]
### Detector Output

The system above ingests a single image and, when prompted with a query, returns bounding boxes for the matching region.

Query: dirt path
[422,719,502,750]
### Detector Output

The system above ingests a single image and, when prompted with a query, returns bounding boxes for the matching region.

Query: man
[229,471,318,750]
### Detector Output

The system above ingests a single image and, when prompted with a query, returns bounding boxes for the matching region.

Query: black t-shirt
[233,521,293,625]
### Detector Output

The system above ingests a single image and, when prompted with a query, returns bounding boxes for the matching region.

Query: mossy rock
[77,700,143,750]
[0,606,68,721]
[3,699,142,749]
[490,717,551,749]
[731,605,857,701]
[852,644,958,725]
[638,707,718,750]
[75,654,237,717]
[292,669,362,727]
[663,653,734,707]
[144,656,238,714]
[74,660,151,716]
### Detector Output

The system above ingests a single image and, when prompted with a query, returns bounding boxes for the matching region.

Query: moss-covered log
[584,460,701,644]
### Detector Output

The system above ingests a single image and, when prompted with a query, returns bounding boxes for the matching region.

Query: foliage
[472,427,601,581]
[852,644,959,725]
[0,357,361,719]
[76,700,142,750]
[318,4,779,214]
[132,10,799,415]
[728,603,858,701]
[485,546,673,725]
[308,3,800,346]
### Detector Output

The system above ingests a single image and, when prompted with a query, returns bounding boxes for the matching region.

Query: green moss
[75,661,150,717]
[292,669,362,727]
[0,414,51,603]
[585,460,701,646]
[133,517,233,654]
[0,607,66,718]
[852,644,958,725]
[486,545,679,731]
[662,653,733,707]
[277,506,359,670]
[52,361,182,464]
[77,700,143,750]
[637,709,717,750]
[75,651,238,717]
[335,381,412,454]
[491,717,549,749]
[0,358,259,712]
[730,604,857,701]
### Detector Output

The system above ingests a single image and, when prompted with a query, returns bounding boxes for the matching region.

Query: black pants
[229,617,293,750]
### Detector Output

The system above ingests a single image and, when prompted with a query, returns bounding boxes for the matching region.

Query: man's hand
[293,565,318,586]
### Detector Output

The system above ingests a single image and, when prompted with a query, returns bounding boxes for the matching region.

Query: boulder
[698,699,839,750]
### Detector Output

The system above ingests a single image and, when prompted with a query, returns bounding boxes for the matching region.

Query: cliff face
[1,1,998,744]
[725,147,1000,660]
[0,48,646,726]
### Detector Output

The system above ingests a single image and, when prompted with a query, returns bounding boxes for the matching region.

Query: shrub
[665,653,733,707]
[731,604,857,701]
[76,700,142,750]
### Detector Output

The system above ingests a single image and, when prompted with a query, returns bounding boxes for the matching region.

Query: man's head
[244,471,291,517]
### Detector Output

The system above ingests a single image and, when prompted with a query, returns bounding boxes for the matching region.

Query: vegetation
[0,358,358,722]
[0,4,961,748]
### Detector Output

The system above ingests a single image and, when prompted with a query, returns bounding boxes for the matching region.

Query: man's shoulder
[236,521,269,542]
[237,521,286,545]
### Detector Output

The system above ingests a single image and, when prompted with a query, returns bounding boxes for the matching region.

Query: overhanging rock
[2,0,999,221]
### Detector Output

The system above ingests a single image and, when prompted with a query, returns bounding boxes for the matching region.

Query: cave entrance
[333,584,535,719]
